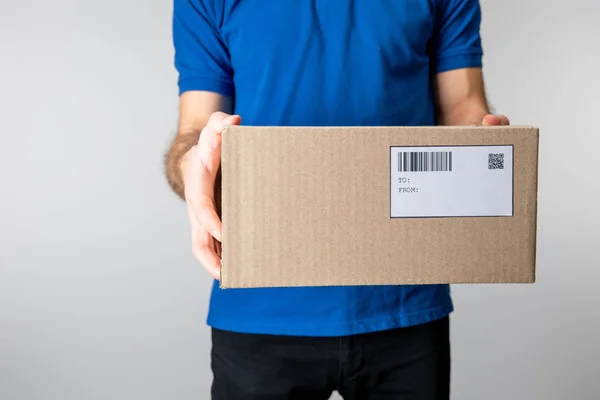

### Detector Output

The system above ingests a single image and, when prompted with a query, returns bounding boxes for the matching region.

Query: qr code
[488,153,504,169]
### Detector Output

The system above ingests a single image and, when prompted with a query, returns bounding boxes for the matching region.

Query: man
[165,0,509,398]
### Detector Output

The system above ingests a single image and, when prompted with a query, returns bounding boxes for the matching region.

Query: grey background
[1,0,599,399]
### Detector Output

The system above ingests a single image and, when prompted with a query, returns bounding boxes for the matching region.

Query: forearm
[434,67,492,126]
[164,130,200,200]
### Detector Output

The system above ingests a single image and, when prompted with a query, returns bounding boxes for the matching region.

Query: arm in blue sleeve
[430,0,484,73]
[173,0,234,96]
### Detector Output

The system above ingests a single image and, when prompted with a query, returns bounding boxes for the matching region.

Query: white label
[390,145,513,218]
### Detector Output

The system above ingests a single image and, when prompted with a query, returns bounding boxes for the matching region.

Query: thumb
[482,114,510,126]
[222,114,241,127]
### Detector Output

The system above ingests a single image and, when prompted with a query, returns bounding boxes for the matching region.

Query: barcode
[397,151,453,172]
[488,153,505,169]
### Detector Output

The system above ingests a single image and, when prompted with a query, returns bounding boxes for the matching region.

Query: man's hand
[183,112,241,280]
[482,114,510,126]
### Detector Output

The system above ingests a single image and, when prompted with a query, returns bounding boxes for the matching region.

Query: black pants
[211,316,450,400]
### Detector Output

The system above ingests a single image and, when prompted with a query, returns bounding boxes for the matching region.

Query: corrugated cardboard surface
[220,125,539,288]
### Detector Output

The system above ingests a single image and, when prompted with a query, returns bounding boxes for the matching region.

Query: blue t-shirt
[173,0,483,336]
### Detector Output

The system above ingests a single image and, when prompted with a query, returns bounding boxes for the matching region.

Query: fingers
[193,231,222,280]
[187,112,241,243]
[189,205,221,280]
[194,196,223,242]
[482,114,510,126]
[185,111,241,279]
[184,159,223,242]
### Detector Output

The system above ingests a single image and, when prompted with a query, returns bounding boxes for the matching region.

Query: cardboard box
[220,125,539,289]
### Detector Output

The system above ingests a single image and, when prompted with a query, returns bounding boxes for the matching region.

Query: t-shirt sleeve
[172,0,234,96]
[430,0,484,74]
